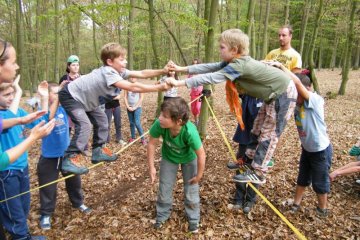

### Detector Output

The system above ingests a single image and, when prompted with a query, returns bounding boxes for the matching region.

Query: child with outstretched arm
[147,97,205,233]
[166,29,297,184]
[59,42,171,175]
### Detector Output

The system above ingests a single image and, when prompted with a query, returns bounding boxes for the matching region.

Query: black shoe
[315,206,329,218]
[188,223,199,233]
[153,220,165,230]
[243,201,255,214]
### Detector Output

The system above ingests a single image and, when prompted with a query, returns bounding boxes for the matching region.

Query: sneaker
[290,204,300,213]
[315,206,329,218]
[128,138,134,143]
[356,179,360,185]
[153,221,165,230]
[39,215,51,230]
[267,158,275,168]
[243,201,255,214]
[227,158,245,170]
[62,154,89,175]
[349,146,360,156]
[31,236,47,240]
[233,169,266,184]
[188,223,199,233]
[118,139,127,146]
[91,146,118,164]
[78,204,92,214]
[141,139,148,146]
[232,203,243,211]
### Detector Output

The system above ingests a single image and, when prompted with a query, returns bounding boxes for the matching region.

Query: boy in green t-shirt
[147,97,205,233]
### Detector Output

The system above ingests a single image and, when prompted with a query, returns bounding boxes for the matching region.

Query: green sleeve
[149,119,162,138]
[0,150,10,171]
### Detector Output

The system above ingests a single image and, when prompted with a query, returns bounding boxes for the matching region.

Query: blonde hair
[0,82,14,92]
[219,29,249,56]
[100,43,127,65]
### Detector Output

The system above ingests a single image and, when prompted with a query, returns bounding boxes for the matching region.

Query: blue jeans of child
[127,107,144,140]
[105,106,122,142]
[0,167,30,239]
[156,159,200,225]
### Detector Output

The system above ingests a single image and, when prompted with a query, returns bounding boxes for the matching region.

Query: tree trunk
[147,0,163,117]
[299,0,311,58]
[307,0,323,93]
[54,0,60,82]
[127,0,135,69]
[317,34,323,71]
[198,0,219,139]
[329,36,339,70]
[15,0,25,89]
[256,0,263,60]
[236,0,241,29]
[261,0,270,59]
[246,0,255,36]
[338,0,357,95]
[284,0,290,24]
[91,0,99,65]
[353,38,360,70]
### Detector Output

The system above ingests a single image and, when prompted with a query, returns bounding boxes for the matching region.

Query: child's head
[48,82,60,103]
[192,59,200,65]
[295,73,312,88]
[0,39,19,83]
[101,42,127,64]
[159,97,189,127]
[167,70,178,79]
[219,29,249,57]
[0,83,15,109]
[66,55,80,74]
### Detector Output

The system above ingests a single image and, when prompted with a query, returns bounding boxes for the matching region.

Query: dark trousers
[59,86,108,154]
[105,106,122,142]
[0,167,30,239]
[37,156,83,216]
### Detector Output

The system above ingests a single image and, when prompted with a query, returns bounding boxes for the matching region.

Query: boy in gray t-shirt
[58,42,170,175]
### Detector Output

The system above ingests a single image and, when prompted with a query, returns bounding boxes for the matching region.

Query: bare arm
[37,81,49,112]
[188,146,206,184]
[329,161,360,181]
[113,80,170,93]
[2,110,47,129]
[147,136,160,184]
[128,68,167,79]
[9,75,22,114]
[5,119,56,164]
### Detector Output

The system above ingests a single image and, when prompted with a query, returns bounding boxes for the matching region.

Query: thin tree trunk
[261,0,270,59]
[307,0,323,93]
[353,38,360,70]
[198,0,219,139]
[127,0,135,69]
[299,0,311,58]
[246,0,255,36]
[54,0,60,82]
[338,0,357,95]
[284,0,290,24]
[15,0,25,89]
[330,36,339,70]
[317,33,323,71]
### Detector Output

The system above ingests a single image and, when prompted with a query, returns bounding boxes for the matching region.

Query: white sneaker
[356,179,360,185]
[118,139,127,146]
[78,204,92,214]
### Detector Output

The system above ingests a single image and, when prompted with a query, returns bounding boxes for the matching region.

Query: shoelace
[102,147,113,156]
[70,154,83,166]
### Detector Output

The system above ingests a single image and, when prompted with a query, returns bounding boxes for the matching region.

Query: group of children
[0,26,358,239]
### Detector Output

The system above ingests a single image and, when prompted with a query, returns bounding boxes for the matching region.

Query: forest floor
[22,69,359,239]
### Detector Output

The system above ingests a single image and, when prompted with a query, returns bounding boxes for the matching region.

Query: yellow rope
[0,95,204,203]
[203,96,307,240]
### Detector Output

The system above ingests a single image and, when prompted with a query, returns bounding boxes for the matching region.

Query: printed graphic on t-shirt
[164,140,181,154]
[295,105,306,137]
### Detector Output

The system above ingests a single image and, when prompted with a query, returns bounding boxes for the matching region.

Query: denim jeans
[105,106,122,142]
[156,159,200,225]
[0,167,30,239]
[127,107,144,140]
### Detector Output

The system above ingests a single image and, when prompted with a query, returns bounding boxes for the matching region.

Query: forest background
[0,0,359,95]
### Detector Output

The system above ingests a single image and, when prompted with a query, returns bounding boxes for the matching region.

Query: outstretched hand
[164,77,178,87]
[167,60,181,72]
[20,110,47,124]
[262,60,283,69]
[37,81,49,98]
[30,119,56,140]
